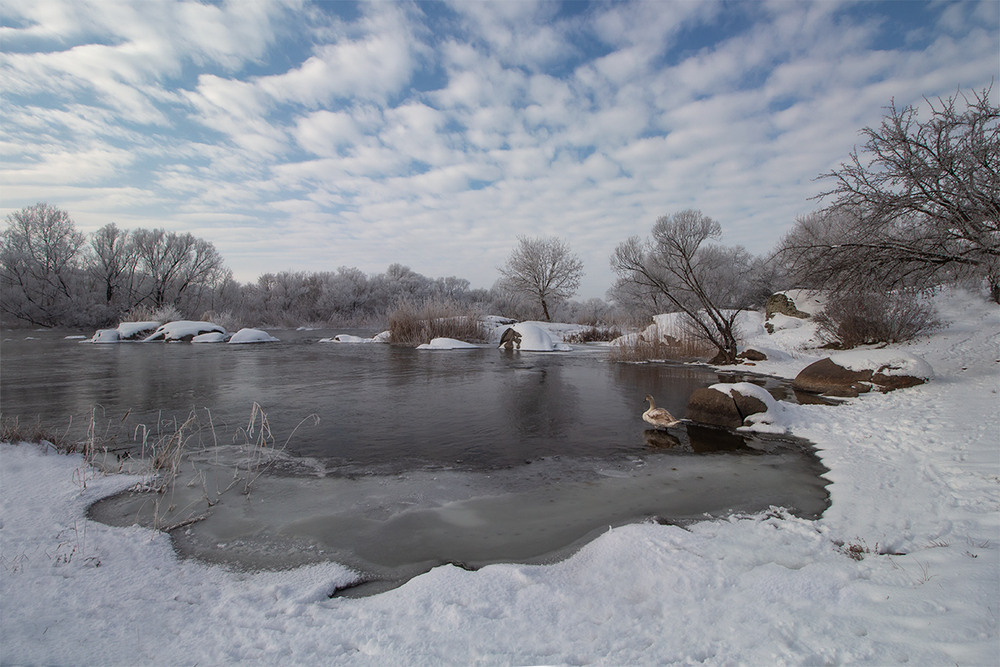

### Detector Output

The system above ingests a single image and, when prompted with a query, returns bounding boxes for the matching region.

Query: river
[1,327,829,593]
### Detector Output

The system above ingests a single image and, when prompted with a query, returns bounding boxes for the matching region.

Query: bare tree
[497,235,583,321]
[611,210,759,364]
[89,223,141,309]
[0,203,88,326]
[131,228,227,311]
[782,87,1000,301]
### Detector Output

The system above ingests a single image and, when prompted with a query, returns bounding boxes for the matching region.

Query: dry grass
[564,325,623,343]
[388,297,487,346]
[609,331,717,362]
[1,415,75,452]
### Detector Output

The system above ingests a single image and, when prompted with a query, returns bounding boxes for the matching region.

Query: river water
[1,327,829,593]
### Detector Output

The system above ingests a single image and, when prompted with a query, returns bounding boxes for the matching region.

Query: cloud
[2,0,997,300]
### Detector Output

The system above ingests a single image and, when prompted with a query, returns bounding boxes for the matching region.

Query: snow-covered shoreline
[2,290,998,665]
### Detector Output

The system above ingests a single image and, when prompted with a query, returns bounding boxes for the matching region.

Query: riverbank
[2,288,998,665]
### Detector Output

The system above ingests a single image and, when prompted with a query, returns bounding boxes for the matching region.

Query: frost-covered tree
[782,87,1000,302]
[131,228,227,311]
[0,203,89,327]
[497,235,584,321]
[611,210,759,364]
[88,223,141,310]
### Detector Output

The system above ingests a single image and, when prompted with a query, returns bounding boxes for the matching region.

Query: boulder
[793,351,932,397]
[686,387,743,428]
[685,383,773,428]
[737,348,767,361]
[765,293,810,320]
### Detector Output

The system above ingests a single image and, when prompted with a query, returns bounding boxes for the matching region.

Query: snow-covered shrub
[814,290,938,348]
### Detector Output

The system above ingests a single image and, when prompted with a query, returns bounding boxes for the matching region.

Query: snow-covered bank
[2,290,998,665]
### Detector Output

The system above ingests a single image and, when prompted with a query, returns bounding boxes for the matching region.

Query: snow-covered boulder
[90,328,120,344]
[686,382,777,428]
[793,350,934,397]
[143,321,227,342]
[417,337,479,350]
[321,334,377,343]
[497,322,572,352]
[117,321,161,340]
[228,328,279,344]
[192,332,228,343]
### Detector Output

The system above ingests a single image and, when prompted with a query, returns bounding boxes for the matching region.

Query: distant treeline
[0,203,620,330]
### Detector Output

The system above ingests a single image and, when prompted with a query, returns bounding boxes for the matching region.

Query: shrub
[814,290,938,348]
[564,326,623,343]
[388,298,487,346]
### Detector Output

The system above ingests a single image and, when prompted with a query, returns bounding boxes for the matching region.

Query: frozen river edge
[1,289,998,665]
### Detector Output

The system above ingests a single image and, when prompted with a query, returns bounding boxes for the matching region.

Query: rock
[765,293,810,320]
[685,387,744,428]
[793,351,932,397]
[498,327,522,350]
[792,358,872,397]
[737,348,767,361]
[730,389,768,418]
[685,383,774,428]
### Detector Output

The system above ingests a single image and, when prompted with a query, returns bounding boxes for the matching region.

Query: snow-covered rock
[143,321,227,342]
[686,382,778,428]
[90,328,121,343]
[793,350,934,397]
[416,337,480,350]
[228,328,279,344]
[497,322,572,352]
[192,332,228,343]
[321,334,378,343]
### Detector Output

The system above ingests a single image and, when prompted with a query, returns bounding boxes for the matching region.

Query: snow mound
[501,322,573,352]
[830,349,934,379]
[321,334,378,343]
[228,328,279,344]
[417,337,480,350]
[117,321,161,339]
[143,321,227,342]
[90,328,120,343]
[192,332,227,343]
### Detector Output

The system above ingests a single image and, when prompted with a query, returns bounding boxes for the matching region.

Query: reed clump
[609,331,717,362]
[388,297,487,346]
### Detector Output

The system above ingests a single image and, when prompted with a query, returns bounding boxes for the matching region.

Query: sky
[1,1,997,299]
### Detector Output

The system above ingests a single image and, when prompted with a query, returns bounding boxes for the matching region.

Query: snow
[89,328,120,343]
[320,333,387,343]
[192,332,228,343]
[1,288,998,665]
[416,337,480,350]
[499,321,574,351]
[142,320,226,342]
[829,349,935,379]
[228,328,279,344]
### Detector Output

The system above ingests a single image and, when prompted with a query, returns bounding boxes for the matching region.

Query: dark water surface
[2,328,829,591]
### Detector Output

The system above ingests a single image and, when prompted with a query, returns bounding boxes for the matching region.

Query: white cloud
[2,0,997,299]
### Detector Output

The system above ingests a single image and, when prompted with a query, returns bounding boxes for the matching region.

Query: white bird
[643,395,682,429]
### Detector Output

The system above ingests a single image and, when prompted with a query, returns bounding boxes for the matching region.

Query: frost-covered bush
[814,290,938,348]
